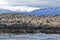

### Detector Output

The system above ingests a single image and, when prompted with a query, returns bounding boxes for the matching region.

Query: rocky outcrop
[0,13,60,33]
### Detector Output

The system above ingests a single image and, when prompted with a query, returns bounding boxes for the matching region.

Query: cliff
[0,13,60,33]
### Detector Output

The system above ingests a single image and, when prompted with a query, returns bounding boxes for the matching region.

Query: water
[0,33,60,40]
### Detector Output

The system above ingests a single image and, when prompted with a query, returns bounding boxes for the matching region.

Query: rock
[0,13,60,33]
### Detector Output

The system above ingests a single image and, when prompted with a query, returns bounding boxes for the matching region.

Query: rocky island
[0,13,60,33]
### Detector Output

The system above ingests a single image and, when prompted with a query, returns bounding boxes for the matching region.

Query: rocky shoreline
[0,13,60,33]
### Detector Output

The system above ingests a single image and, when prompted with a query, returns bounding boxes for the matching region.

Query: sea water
[0,33,60,40]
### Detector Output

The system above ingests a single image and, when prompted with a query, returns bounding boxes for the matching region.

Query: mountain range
[29,7,60,15]
[0,6,39,13]
[0,6,60,15]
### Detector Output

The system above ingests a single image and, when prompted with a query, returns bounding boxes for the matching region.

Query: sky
[0,0,60,7]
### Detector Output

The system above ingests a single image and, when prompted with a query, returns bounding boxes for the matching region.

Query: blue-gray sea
[0,33,60,40]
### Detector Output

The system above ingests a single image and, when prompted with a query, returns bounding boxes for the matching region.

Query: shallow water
[0,33,60,40]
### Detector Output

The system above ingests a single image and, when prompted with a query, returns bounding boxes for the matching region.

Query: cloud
[0,0,9,6]
[0,0,60,7]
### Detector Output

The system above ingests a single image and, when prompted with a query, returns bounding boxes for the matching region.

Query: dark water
[0,33,60,40]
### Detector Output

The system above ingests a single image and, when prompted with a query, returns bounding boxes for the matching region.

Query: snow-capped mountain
[0,6,39,13]
[29,7,60,15]
[0,8,13,13]
[0,6,60,15]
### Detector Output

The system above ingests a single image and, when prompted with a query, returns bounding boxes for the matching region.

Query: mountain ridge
[29,7,60,15]
[0,6,60,15]
[0,6,39,13]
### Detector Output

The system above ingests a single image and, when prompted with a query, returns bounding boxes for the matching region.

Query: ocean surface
[0,33,60,40]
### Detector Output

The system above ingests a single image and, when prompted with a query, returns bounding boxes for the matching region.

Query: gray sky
[0,0,60,7]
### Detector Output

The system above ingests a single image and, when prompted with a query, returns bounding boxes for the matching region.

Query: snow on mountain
[29,7,60,15]
[0,6,60,15]
[0,8,13,13]
[0,6,40,13]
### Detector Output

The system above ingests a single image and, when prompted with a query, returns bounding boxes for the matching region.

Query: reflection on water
[0,33,60,40]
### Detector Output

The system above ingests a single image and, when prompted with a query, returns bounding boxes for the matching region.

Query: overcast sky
[0,0,60,7]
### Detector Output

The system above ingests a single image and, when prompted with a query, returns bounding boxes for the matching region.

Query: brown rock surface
[0,13,60,33]
[0,13,60,27]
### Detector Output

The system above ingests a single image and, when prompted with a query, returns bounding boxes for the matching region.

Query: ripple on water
[0,33,60,40]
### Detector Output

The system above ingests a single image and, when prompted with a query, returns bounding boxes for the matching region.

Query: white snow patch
[0,6,40,12]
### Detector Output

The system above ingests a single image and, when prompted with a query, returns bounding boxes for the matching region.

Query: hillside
[0,13,60,27]
[29,7,60,15]
[0,7,60,15]
[0,13,60,33]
